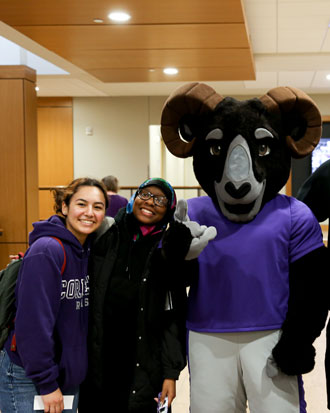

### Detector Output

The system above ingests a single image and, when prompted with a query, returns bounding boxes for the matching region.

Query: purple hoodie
[5,215,91,395]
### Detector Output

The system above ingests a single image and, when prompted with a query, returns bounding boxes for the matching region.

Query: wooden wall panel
[14,24,249,51]
[1,0,243,26]
[24,79,39,234]
[12,23,255,83]
[37,102,73,187]
[1,1,255,85]
[0,79,27,242]
[39,189,55,221]
[37,97,73,221]
[0,244,28,269]
[90,63,255,83]
[37,97,73,107]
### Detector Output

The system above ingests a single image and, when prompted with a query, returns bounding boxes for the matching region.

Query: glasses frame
[137,189,168,207]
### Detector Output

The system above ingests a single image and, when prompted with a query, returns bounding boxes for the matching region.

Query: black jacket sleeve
[161,302,187,380]
[149,247,188,380]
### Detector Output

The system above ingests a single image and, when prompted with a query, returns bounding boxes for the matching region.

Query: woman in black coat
[79,178,193,413]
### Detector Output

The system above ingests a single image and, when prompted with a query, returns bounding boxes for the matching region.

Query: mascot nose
[227,144,249,181]
[225,182,251,199]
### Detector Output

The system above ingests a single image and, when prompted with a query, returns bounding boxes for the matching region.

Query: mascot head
[161,83,322,222]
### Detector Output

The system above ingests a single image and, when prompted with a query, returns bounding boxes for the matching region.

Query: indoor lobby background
[0,79,329,412]
[1,0,330,410]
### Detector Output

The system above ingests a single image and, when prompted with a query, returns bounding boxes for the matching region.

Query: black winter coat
[79,209,187,412]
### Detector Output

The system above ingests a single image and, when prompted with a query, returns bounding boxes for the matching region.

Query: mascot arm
[270,246,328,376]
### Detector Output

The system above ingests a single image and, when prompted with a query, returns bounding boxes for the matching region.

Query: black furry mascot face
[161,83,322,222]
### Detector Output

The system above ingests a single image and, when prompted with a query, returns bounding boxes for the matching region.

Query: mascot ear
[260,86,322,159]
[161,82,223,158]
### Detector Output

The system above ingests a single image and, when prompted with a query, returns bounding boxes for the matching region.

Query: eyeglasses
[137,189,168,207]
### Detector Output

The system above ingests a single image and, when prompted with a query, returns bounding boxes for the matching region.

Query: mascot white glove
[174,199,217,260]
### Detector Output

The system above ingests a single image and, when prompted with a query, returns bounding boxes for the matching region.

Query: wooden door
[37,97,73,220]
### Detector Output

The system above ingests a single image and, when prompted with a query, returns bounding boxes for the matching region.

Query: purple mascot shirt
[187,194,324,333]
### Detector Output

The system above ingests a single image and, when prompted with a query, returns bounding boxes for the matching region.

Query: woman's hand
[41,388,64,413]
[159,378,176,406]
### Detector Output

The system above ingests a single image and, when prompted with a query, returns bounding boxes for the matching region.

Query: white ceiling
[1,0,330,97]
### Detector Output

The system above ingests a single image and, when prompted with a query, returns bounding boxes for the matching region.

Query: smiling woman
[78,177,192,413]
[0,177,108,413]
[60,185,107,245]
[133,186,168,225]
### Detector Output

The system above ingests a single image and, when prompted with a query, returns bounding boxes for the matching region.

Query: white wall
[73,96,150,186]
[73,94,199,197]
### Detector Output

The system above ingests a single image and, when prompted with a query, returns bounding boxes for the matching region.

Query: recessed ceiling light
[108,11,131,22]
[326,74,330,80]
[93,18,104,23]
[163,67,179,75]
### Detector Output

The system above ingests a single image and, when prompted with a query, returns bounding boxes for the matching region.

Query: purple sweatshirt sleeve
[15,248,63,395]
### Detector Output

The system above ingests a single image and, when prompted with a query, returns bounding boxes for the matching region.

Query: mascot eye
[210,145,221,156]
[258,143,270,157]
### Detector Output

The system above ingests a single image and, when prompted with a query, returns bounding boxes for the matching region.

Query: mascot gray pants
[188,330,305,413]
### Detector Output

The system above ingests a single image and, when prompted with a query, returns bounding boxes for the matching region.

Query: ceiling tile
[243,0,277,53]
[312,71,330,88]
[278,1,330,52]
[278,71,315,88]
[320,29,330,52]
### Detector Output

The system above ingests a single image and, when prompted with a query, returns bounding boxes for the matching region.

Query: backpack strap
[51,237,67,275]
[10,237,67,352]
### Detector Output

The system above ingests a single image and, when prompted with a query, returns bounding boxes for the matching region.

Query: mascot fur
[160,83,329,412]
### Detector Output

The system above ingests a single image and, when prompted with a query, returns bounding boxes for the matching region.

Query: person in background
[0,177,108,413]
[296,159,330,410]
[79,178,195,413]
[102,174,128,217]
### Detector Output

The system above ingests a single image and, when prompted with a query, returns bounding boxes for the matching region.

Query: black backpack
[0,237,66,350]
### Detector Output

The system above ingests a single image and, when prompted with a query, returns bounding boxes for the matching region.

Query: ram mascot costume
[161,83,329,413]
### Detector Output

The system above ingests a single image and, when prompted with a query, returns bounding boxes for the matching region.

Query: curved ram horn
[161,82,223,158]
[260,86,322,158]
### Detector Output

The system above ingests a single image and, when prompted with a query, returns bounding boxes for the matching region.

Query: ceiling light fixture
[108,11,131,23]
[326,74,330,80]
[163,67,179,75]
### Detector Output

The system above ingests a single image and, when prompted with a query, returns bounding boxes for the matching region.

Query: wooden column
[0,65,39,268]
